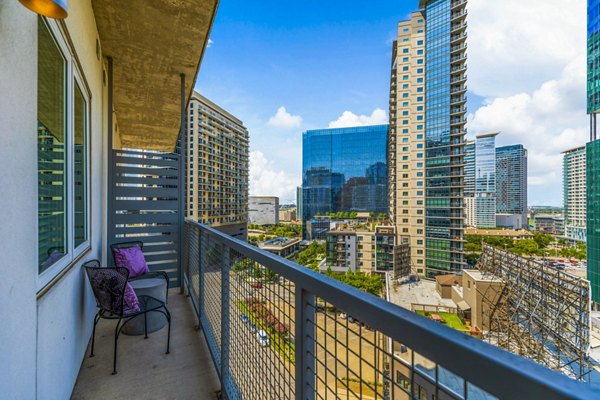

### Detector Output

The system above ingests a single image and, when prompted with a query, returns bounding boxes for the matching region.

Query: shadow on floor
[72,291,220,400]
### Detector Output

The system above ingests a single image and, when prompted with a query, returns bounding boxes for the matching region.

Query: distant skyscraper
[496,145,527,229]
[302,125,388,238]
[296,186,303,222]
[187,92,249,240]
[587,0,600,304]
[389,0,467,277]
[562,146,586,242]
[474,133,498,228]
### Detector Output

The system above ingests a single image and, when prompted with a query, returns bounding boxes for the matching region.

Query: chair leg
[112,319,122,375]
[165,308,171,355]
[144,312,148,339]
[90,312,100,358]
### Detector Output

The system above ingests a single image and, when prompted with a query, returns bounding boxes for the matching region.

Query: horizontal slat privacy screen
[108,148,181,287]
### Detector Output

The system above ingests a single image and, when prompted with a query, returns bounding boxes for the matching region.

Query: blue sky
[195,0,587,206]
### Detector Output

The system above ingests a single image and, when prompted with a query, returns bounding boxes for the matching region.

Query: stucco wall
[35,1,107,399]
[0,1,107,398]
[0,3,38,399]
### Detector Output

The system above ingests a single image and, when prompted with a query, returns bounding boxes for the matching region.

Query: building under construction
[476,244,591,381]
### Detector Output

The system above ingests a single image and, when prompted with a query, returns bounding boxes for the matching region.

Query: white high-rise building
[562,146,586,242]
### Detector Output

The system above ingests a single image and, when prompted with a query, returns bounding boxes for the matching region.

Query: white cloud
[466,0,587,206]
[207,39,214,48]
[249,151,301,203]
[328,108,388,128]
[468,55,588,204]
[267,106,303,129]
[468,0,585,98]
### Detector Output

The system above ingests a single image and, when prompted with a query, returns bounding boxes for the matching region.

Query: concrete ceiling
[92,0,219,151]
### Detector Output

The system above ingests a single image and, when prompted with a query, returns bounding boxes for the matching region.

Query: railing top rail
[186,219,599,400]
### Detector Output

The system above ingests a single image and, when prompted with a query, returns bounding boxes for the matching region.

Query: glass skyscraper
[424,0,467,275]
[474,133,497,228]
[302,125,389,236]
[588,0,600,304]
[496,145,528,228]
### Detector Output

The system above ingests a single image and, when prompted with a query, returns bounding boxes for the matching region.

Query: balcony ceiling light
[19,0,68,19]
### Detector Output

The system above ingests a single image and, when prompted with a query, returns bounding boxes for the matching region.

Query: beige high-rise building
[389,11,427,276]
[187,92,249,240]
[389,0,468,278]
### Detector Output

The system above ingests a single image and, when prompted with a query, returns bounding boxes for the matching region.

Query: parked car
[248,322,257,333]
[340,313,347,319]
[257,330,270,347]
[251,282,264,289]
[240,314,249,324]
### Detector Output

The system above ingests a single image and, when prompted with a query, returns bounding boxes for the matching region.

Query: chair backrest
[109,241,144,265]
[84,266,129,316]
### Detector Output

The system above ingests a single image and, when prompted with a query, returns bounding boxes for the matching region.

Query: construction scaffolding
[476,244,591,381]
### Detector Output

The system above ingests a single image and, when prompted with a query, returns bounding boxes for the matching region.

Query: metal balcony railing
[182,220,600,400]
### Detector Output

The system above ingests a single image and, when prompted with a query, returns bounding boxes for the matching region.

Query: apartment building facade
[187,92,249,240]
[389,0,467,277]
[325,226,409,276]
[562,146,587,242]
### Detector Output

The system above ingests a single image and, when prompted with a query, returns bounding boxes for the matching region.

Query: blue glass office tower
[474,133,497,228]
[588,0,600,303]
[302,125,389,237]
[423,0,467,275]
[496,145,527,228]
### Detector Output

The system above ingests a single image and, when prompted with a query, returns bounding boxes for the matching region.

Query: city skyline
[195,0,587,206]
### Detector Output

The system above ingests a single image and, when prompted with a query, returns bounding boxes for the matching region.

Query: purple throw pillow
[113,245,149,278]
[123,282,140,314]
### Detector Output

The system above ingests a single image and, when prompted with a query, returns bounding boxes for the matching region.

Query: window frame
[37,17,92,291]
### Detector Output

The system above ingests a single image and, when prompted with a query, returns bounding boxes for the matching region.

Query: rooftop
[465,228,533,237]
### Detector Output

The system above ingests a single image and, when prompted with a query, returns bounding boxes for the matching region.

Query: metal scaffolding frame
[476,244,591,381]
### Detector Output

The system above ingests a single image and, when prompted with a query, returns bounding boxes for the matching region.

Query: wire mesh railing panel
[183,220,600,400]
[199,228,223,369]
[226,248,296,399]
[184,222,200,314]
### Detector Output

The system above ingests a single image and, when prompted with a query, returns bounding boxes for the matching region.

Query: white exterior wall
[249,196,279,225]
[0,2,106,398]
[0,4,38,398]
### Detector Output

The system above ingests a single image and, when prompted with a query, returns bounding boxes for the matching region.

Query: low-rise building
[249,196,279,225]
[278,207,297,222]
[496,213,525,230]
[533,214,564,235]
[258,237,301,258]
[325,225,409,276]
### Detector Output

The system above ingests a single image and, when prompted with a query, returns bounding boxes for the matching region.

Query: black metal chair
[83,261,171,375]
[110,241,170,302]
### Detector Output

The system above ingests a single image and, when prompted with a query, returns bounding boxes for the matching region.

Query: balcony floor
[72,290,220,400]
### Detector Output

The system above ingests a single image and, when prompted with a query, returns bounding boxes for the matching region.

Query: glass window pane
[74,82,87,247]
[38,18,67,273]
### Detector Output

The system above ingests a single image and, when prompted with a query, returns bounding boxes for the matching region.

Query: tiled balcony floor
[72,290,220,400]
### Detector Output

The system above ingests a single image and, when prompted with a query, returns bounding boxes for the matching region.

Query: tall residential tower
[389,0,468,277]
[187,92,249,240]
[562,146,587,242]
[587,0,600,304]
